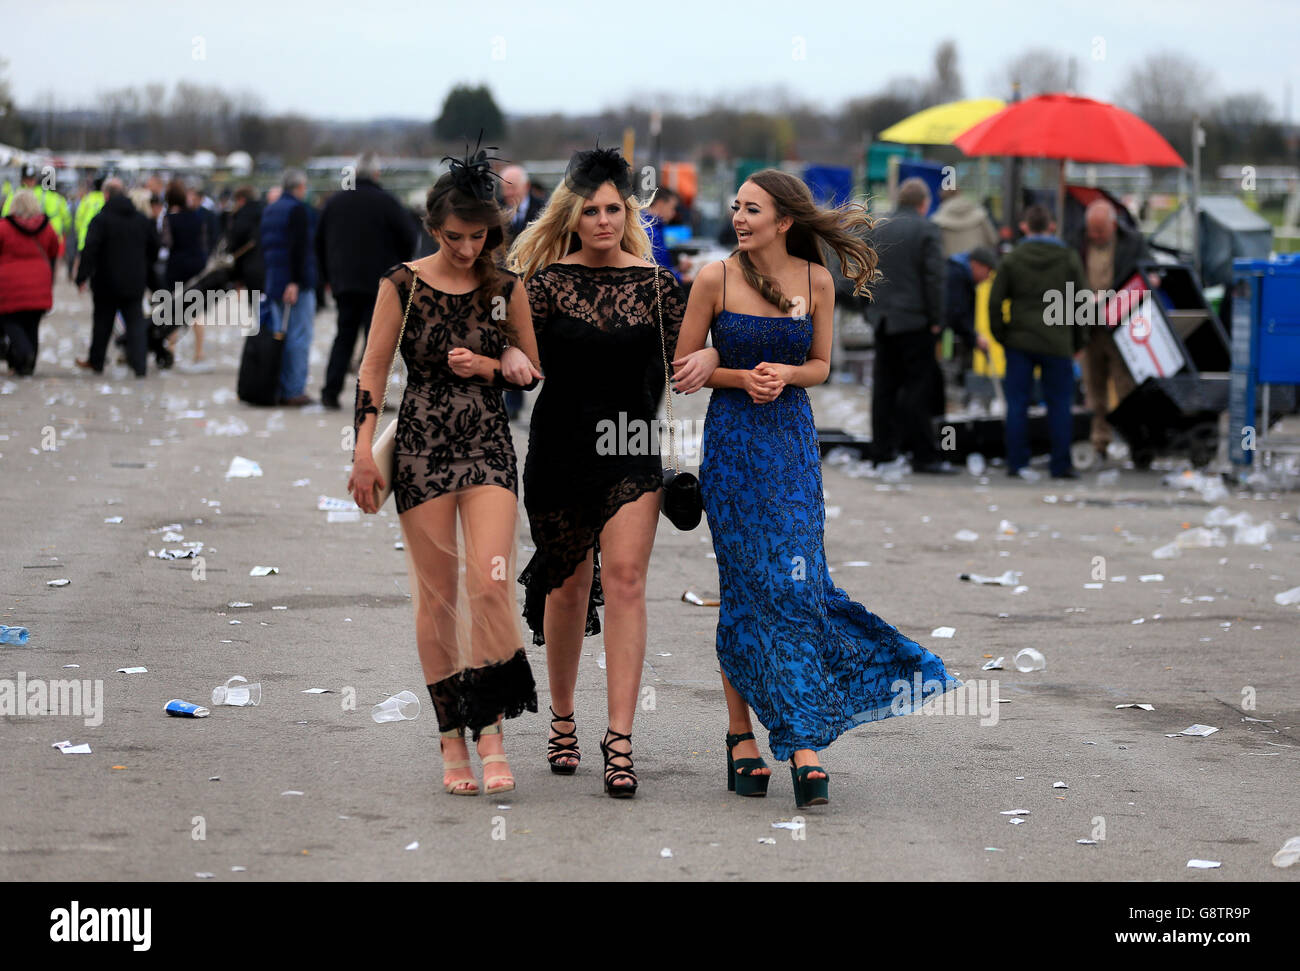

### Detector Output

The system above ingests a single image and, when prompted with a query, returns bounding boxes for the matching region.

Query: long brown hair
[737,169,878,311]
[424,174,513,329]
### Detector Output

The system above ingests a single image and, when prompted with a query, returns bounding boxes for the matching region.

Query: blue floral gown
[699,263,961,762]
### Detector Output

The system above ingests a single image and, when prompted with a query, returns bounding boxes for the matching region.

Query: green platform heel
[790,761,830,808]
[725,731,771,797]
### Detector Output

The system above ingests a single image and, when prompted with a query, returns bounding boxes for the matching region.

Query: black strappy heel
[600,728,638,798]
[725,731,771,797]
[547,707,580,775]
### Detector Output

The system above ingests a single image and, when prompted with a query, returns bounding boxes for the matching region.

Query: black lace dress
[354,263,541,736]
[519,263,686,644]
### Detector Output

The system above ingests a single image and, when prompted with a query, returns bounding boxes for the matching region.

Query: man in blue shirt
[644,187,681,282]
[260,169,316,406]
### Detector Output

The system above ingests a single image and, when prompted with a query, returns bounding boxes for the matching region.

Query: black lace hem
[426,648,538,739]
[518,470,662,646]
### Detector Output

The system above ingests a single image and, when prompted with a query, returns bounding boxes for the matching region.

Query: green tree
[434,84,506,143]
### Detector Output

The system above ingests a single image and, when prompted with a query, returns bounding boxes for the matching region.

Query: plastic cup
[371,690,421,723]
[212,675,262,707]
[1273,836,1300,868]
[1014,648,1046,672]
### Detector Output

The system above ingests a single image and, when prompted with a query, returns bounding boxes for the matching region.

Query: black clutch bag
[653,267,703,531]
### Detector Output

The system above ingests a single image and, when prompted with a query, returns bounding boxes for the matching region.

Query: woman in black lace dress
[348,154,542,797]
[507,148,708,797]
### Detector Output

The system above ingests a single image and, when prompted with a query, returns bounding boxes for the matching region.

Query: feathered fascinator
[439,131,507,203]
[564,141,633,198]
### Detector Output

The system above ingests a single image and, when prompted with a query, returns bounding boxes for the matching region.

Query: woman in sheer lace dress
[348,154,543,797]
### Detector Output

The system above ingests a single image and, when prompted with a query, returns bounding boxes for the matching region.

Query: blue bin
[1236,255,1300,383]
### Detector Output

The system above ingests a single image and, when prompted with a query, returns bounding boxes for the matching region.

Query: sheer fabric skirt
[397,482,537,737]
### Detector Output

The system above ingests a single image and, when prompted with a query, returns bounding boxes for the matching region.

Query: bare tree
[990,48,1080,99]
[924,40,964,105]
[1114,52,1214,123]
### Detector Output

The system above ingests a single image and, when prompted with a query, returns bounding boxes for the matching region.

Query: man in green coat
[988,204,1090,479]
[74,176,106,253]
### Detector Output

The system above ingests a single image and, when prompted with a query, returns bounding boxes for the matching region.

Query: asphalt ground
[2,279,1298,883]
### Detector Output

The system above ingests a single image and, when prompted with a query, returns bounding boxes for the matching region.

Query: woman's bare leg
[593,491,659,787]
[459,485,524,788]
[720,671,771,777]
[400,494,472,790]
[543,547,594,768]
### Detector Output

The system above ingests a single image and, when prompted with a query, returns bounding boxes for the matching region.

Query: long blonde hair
[506,180,652,280]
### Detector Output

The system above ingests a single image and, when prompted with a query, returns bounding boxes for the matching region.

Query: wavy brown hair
[425,173,514,331]
[736,169,879,311]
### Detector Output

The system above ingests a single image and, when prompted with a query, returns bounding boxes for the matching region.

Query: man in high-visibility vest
[74,176,106,252]
[2,164,71,244]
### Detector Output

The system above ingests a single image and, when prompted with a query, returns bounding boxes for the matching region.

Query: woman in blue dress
[671,170,961,808]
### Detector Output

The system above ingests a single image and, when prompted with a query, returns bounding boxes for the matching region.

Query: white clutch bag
[370,416,398,508]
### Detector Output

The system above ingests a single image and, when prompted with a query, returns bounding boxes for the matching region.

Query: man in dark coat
[1069,198,1151,460]
[226,184,265,292]
[314,153,418,409]
[74,178,159,376]
[866,177,950,472]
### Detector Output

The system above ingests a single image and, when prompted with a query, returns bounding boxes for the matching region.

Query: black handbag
[237,294,286,406]
[653,267,703,531]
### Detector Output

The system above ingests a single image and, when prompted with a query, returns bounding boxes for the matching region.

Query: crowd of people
[1,155,1151,476]
[864,177,1151,479]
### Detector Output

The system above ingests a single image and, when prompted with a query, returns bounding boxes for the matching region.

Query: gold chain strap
[379,263,417,415]
[654,266,678,474]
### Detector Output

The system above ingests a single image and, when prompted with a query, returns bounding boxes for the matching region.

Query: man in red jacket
[0,189,62,376]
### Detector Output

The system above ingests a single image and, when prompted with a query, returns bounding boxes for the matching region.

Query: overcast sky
[7,0,1296,121]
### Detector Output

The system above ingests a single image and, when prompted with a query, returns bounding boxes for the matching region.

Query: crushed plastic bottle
[0,625,30,645]
[211,675,262,707]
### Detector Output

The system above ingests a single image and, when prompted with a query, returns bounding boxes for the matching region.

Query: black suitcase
[237,297,284,406]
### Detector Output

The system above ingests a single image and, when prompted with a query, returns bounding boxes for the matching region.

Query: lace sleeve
[353,268,407,458]
[659,270,687,352]
[525,270,551,338]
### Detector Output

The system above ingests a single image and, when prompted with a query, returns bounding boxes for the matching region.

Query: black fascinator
[564,141,634,198]
[439,130,507,203]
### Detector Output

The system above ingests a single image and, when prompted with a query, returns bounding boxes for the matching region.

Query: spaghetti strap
[719,260,726,311]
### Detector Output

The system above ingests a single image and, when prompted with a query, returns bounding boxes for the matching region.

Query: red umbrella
[954,93,1185,168]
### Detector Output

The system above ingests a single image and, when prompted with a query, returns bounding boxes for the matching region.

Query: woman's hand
[671,347,720,395]
[753,362,791,401]
[347,451,385,515]
[500,345,542,386]
[447,346,477,378]
[742,366,784,404]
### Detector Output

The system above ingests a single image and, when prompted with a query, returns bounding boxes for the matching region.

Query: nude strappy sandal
[477,721,515,796]
[440,727,479,796]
